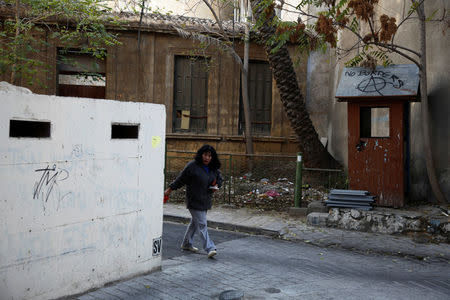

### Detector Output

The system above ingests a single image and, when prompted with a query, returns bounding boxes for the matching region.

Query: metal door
[348,101,405,207]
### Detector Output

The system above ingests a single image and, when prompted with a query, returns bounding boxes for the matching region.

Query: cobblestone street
[76,222,450,300]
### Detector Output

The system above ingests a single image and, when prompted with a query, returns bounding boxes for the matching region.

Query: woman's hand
[163,187,172,203]
[209,185,219,193]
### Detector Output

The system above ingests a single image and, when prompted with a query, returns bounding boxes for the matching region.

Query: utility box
[336,65,420,207]
[0,87,166,299]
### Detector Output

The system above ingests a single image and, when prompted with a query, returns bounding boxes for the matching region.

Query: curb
[163,214,449,262]
[163,214,280,238]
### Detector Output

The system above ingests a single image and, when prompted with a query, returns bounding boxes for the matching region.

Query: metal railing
[165,150,347,210]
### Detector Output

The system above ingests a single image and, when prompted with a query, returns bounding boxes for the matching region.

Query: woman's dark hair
[194,144,221,170]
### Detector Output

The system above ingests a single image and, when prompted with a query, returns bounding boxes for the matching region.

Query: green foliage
[349,16,359,33]
[407,1,420,16]
[425,9,439,22]
[345,50,393,68]
[0,0,121,84]
[370,50,393,67]
[345,52,364,67]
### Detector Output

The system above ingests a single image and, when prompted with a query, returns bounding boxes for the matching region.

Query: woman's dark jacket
[169,160,223,211]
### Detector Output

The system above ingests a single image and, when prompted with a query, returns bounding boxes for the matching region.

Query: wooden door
[239,61,272,135]
[173,56,208,133]
[348,101,405,207]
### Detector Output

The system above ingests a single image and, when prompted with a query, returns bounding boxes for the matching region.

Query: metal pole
[294,152,302,208]
[228,154,232,204]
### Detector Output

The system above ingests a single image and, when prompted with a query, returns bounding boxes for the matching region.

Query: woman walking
[164,144,223,258]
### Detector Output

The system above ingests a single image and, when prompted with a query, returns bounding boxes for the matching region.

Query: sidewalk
[163,203,450,262]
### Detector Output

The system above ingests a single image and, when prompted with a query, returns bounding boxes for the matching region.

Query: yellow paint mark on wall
[152,136,162,148]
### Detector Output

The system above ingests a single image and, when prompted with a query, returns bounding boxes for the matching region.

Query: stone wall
[326,208,449,243]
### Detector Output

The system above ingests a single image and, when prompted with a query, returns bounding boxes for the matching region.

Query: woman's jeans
[182,209,216,252]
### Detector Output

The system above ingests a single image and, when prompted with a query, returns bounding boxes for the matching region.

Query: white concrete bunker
[0,87,166,300]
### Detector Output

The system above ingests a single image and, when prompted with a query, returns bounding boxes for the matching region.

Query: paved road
[162,220,247,260]
[78,222,450,299]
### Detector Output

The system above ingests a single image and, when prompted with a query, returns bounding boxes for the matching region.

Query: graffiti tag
[33,164,70,213]
[345,70,405,96]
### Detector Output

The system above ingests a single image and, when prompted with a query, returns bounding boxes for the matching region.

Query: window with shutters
[239,61,272,135]
[173,56,209,133]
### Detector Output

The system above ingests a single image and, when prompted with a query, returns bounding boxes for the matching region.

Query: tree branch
[366,41,420,66]
[173,26,243,67]
[202,0,230,42]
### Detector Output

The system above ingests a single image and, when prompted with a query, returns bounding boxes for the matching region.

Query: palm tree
[251,0,339,168]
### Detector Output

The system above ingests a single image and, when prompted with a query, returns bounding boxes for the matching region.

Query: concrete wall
[307,0,449,202]
[0,86,166,299]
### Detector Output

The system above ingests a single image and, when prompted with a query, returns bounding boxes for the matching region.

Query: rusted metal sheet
[336,64,419,99]
[348,101,405,207]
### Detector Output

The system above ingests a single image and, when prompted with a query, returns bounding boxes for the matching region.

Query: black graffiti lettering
[33,164,69,212]
[345,71,356,77]
[393,79,404,88]
[390,74,399,81]
[390,75,404,88]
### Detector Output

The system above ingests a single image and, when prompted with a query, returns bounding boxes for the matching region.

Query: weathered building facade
[0,13,305,156]
[2,0,447,204]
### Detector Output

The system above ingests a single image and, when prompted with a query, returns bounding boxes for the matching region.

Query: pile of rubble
[169,176,330,212]
[223,176,328,211]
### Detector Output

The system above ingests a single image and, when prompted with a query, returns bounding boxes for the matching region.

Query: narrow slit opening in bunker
[9,120,51,138]
[111,123,139,139]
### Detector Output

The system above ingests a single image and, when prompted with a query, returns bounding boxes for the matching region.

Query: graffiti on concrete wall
[33,164,71,214]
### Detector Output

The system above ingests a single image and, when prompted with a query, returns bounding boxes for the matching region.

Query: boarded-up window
[57,49,106,99]
[239,61,272,135]
[173,56,208,133]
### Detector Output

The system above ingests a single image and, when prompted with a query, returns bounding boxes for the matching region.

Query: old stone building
[0,11,306,155]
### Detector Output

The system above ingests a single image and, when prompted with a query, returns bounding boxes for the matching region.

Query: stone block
[289,207,308,217]
[307,201,328,214]
[307,212,329,227]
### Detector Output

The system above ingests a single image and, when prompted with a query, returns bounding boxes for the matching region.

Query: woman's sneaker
[181,245,199,252]
[207,250,217,258]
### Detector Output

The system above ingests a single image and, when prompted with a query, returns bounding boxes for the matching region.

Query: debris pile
[168,175,333,212]
[225,176,328,211]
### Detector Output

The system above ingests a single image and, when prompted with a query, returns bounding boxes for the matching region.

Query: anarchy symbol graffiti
[357,76,387,95]
[355,73,405,96]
